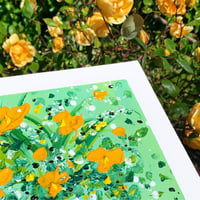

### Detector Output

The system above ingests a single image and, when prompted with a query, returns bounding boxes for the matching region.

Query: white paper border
[0,61,200,199]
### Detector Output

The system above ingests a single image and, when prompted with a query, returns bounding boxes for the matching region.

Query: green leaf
[121,14,144,40]
[162,57,171,70]
[29,62,39,72]
[94,37,101,48]
[35,23,41,35]
[153,48,165,57]
[0,64,4,73]
[81,7,89,16]
[104,55,112,64]
[161,79,180,97]
[176,58,193,73]
[22,0,33,18]
[142,6,153,14]
[143,0,153,6]
[0,22,7,35]
[43,18,57,27]
[164,38,177,52]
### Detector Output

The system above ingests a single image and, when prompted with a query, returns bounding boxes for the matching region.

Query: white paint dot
[88,105,96,111]
[110,124,117,129]
[152,191,159,199]
[133,176,139,183]
[93,85,98,89]
[68,150,75,156]
[150,181,156,187]
[70,100,77,106]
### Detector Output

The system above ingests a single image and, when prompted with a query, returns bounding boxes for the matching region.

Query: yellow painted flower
[53,110,84,137]
[0,103,30,135]
[38,166,69,198]
[0,167,13,186]
[170,16,193,38]
[53,37,64,52]
[195,47,200,62]
[112,127,126,137]
[87,147,124,173]
[34,104,43,114]
[2,34,36,67]
[156,0,186,17]
[93,90,107,100]
[26,173,34,181]
[47,16,63,37]
[20,0,38,12]
[185,0,196,7]
[0,189,5,198]
[33,147,48,161]
[95,121,107,131]
[74,25,96,46]
[87,12,109,37]
[103,176,111,184]
[96,0,134,24]
[40,139,46,144]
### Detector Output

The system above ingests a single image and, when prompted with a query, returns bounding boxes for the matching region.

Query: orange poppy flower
[0,189,5,198]
[66,160,75,168]
[87,147,124,173]
[0,167,13,186]
[53,110,84,137]
[38,166,69,198]
[0,103,30,135]
[33,147,48,161]
[93,90,107,100]
[112,127,126,137]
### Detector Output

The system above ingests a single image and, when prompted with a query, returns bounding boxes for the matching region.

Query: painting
[0,79,185,200]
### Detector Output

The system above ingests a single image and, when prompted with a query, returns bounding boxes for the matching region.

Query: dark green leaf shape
[176,58,193,73]
[135,127,148,137]
[49,93,55,98]
[121,14,144,40]
[125,118,133,124]
[161,79,180,97]
[102,137,114,150]
[43,18,57,27]
[22,0,33,18]
[123,90,132,98]
[145,171,153,180]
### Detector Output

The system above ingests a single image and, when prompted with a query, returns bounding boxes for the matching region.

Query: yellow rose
[170,16,193,38]
[20,0,38,12]
[96,0,134,24]
[156,0,186,17]
[74,22,96,46]
[87,12,109,37]
[185,0,196,7]
[53,37,64,52]
[47,16,63,37]
[195,47,200,62]
[2,34,36,67]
